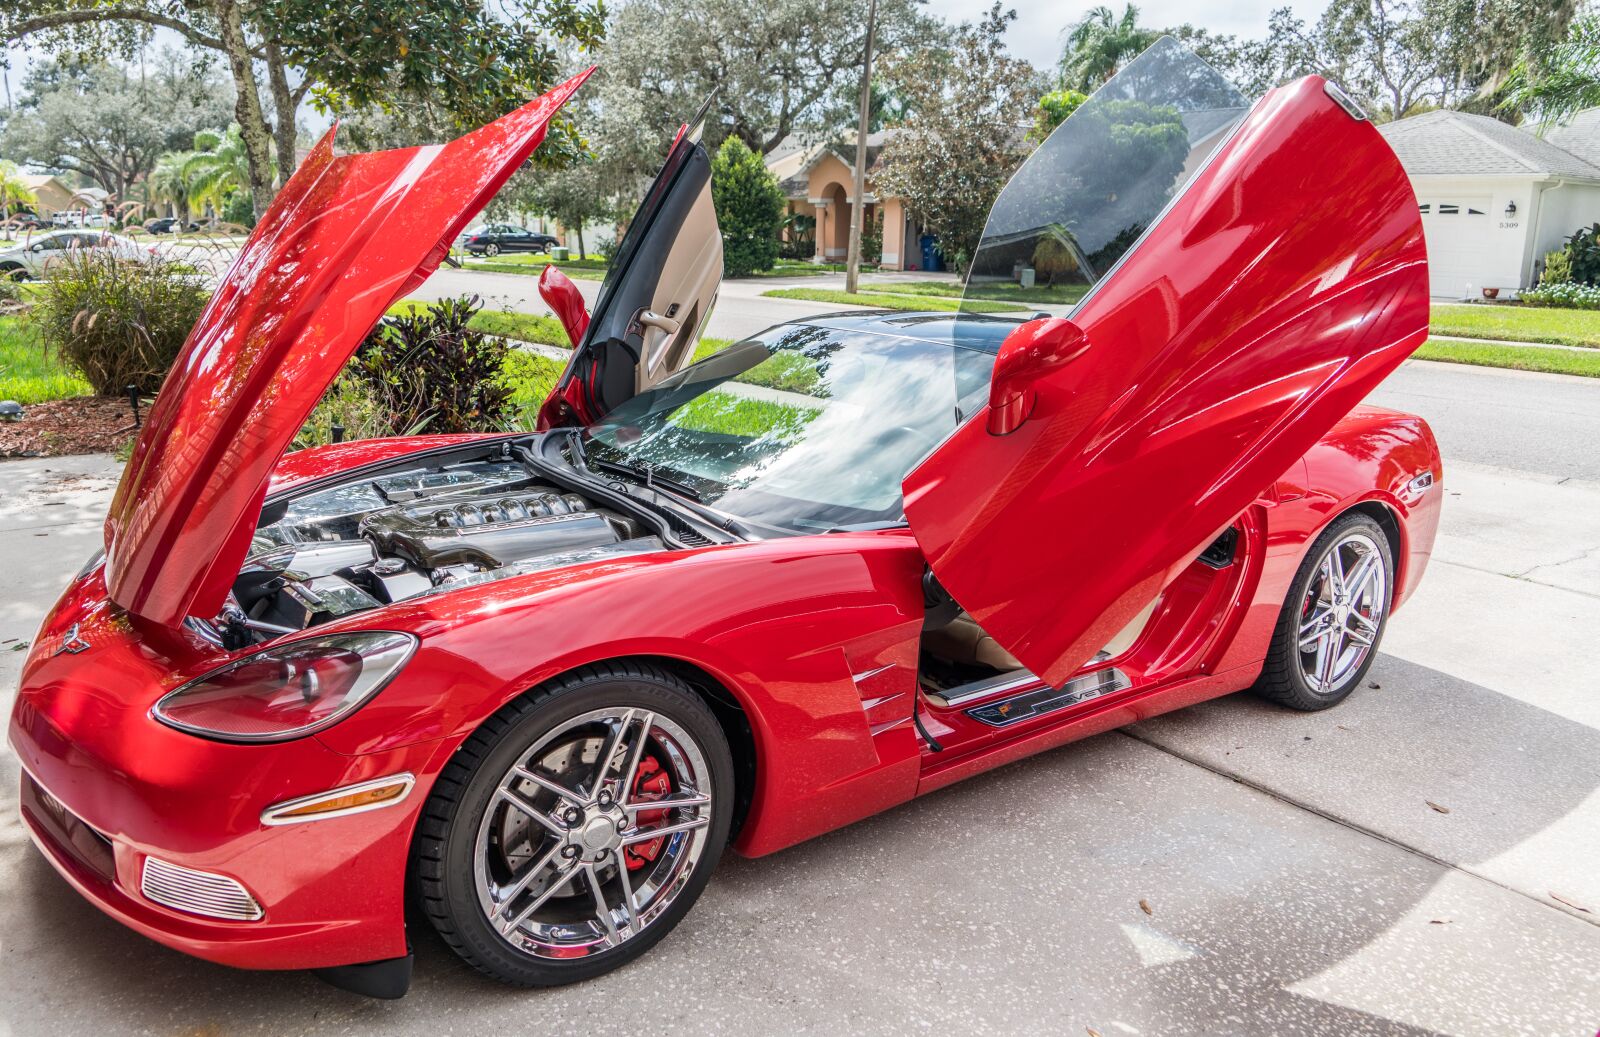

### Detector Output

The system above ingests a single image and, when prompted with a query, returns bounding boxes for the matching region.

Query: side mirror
[988,317,1090,435]
[538,264,591,348]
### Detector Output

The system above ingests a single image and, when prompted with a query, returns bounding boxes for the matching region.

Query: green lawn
[457,252,610,280]
[0,316,93,403]
[1413,338,1600,377]
[740,262,849,278]
[1430,303,1600,348]
[760,286,1026,314]
[871,280,1089,306]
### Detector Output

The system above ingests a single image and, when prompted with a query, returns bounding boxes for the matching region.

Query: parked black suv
[462,224,560,256]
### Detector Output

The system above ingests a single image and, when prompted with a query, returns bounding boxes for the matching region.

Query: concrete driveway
[0,349,1596,1033]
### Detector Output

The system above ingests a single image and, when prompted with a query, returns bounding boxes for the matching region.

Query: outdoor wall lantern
[1504,200,1517,217]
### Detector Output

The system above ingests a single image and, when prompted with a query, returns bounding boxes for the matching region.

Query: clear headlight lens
[152,631,416,743]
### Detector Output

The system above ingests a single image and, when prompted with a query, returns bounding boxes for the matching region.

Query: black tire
[483,242,500,257]
[1,265,30,282]
[412,661,734,986]
[1252,511,1394,711]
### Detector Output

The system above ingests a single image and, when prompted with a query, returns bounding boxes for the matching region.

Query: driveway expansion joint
[1117,728,1600,929]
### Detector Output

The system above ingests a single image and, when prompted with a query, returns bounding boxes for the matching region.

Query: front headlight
[152,631,416,743]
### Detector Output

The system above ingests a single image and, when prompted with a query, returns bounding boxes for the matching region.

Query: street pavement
[0,281,1596,1035]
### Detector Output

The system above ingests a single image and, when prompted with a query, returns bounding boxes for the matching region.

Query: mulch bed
[0,396,141,458]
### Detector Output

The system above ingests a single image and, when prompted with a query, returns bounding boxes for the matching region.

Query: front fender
[312,530,929,856]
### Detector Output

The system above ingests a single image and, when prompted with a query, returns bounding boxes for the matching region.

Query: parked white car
[0,230,156,280]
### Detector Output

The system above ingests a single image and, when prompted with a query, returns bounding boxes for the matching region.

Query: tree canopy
[874,4,1040,268]
[1165,0,1581,122]
[1501,15,1600,125]
[599,0,941,158]
[3,0,606,217]
[0,54,232,203]
[1058,5,1159,91]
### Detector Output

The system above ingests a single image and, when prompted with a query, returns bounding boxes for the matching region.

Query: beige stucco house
[18,174,75,217]
[766,132,934,271]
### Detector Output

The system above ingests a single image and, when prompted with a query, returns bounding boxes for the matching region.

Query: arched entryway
[819,182,849,261]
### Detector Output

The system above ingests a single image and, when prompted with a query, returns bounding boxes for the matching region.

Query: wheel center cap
[578,815,618,852]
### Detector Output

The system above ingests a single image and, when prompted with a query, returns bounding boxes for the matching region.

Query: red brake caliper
[624,755,672,871]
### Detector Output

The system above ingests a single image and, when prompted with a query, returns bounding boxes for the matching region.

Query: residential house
[1378,109,1600,298]
[767,131,932,271]
[18,174,75,217]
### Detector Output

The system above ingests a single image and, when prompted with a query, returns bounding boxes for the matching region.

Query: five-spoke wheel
[1254,511,1394,710]
[414,662,733,985]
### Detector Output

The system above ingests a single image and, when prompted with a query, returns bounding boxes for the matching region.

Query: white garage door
[1418,197,1493,298]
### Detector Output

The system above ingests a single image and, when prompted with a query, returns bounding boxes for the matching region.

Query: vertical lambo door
[903,37,1429,692]
[539,124,723,427]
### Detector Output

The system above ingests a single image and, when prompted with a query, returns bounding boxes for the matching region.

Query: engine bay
[219,443,668,645]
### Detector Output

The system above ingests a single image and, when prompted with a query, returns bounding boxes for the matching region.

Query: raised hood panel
[103,69,593,628]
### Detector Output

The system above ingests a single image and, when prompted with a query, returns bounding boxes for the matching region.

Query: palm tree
[1058,4,1159,92]
[0,161,38,224]
[182,126,261,223]
[147,150,197,220]
[1502,16,1600,125]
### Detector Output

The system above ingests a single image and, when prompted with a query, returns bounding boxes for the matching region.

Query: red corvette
[9,41,1439,998]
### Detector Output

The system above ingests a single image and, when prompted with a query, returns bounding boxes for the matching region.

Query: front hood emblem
[54,624,91,656]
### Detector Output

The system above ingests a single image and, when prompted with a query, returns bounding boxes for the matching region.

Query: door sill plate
[964,667,1131,728]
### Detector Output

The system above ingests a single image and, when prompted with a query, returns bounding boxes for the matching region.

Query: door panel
[903,74,1428,689]
[539,136,722,427]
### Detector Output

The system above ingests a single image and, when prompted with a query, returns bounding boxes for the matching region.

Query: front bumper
[8,569,442,971]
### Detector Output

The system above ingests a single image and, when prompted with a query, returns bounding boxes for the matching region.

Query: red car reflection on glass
[9,40,1440,998]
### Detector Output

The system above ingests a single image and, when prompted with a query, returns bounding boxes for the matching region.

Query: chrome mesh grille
[140,856,263,921]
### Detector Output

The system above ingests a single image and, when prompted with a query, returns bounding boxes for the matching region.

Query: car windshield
[960,36,1249,315]
[580,323,998,533]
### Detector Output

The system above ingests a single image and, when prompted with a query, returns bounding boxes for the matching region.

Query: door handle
[636,310,681,335]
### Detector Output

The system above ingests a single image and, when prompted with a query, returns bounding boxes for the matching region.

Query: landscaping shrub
[293,373,389,450]
[345,295,514,436]
[860,210,884,266]
[1519,281,1600,309]
[1563,222,1600,285]
[32,249,209,395]
[1540,248,1573,285]
[711,137,784,277]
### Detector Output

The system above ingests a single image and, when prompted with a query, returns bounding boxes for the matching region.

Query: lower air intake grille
[141,856,263,921]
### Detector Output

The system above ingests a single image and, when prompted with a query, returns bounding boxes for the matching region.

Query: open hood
[102,69,594,629]
[903,41,1428,688]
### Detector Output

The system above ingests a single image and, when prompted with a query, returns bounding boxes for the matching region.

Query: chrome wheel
[472,707,714,959]
[1296,530,1388,694]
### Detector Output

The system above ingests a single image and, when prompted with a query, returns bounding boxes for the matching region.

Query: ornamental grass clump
[33,248,209,395]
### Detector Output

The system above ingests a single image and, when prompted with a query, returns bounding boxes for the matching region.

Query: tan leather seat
[922,615,1023,672]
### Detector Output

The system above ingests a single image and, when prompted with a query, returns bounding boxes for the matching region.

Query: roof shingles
[1378,109,1600,181]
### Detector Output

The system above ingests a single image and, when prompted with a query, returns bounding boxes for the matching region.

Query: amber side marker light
[261,774,416,826]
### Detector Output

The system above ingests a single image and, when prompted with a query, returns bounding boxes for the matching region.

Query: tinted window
[961,37,1249,315]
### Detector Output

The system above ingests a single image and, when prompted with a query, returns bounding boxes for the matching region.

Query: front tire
[413,662,733,986]
[1252,512,1394,711]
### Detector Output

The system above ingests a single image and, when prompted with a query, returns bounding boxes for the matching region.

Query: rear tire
[1252,511,1394,711]
[412,661,733,986]
[483,243,501,257]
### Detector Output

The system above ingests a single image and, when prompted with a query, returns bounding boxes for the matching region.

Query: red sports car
[9,41,1440,998]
